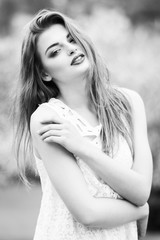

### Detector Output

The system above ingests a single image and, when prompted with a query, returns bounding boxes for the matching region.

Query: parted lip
[71,53,85,65]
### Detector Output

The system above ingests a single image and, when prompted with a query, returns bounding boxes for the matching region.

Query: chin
[77,60,90,74]
[76,65,90,79]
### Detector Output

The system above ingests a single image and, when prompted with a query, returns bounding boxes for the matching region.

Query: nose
[67,46,77,56]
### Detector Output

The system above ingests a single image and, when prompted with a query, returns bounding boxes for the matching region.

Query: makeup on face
[37,24,90,84]
[70,53,85,66]
[45,33,76,56]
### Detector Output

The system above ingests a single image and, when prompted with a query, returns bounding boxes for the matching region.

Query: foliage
[0,2,160,190]
[81,7,160,189]
[1,0,160,35]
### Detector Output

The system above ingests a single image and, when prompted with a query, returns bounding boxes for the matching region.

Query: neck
[57,80,90,110]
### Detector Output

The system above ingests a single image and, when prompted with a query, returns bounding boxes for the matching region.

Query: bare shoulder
[30,102,61,137]
[30,105,44,137]
[117,87,145,109]
[117,87,148,130]
[30,103,51,136]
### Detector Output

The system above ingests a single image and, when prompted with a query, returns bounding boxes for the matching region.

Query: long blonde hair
[15,9,134,184]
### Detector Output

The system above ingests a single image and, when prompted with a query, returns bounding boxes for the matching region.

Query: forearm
[75,139,149,206]
[32,105,149,231]
[137,215,149,238]
[86,198,148,229]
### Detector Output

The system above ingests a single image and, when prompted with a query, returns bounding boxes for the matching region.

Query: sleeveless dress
[33,98,138,240]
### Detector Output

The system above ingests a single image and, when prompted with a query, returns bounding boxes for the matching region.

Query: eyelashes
[49,49,61,57]
[68,36,76,44]
[48,36,76,58]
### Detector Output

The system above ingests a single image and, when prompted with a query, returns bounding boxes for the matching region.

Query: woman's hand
[137,203,149,239]
[37,113,85,154]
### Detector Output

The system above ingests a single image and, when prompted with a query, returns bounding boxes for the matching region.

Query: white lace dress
[33,98,138,240]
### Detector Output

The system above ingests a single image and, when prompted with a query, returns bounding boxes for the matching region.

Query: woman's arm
[73,89,153,206]
[30,109,148,229]
[38,90,153,206]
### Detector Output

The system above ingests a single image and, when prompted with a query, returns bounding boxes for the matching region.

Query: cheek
[44,57,69,77]
[42,54,90,82]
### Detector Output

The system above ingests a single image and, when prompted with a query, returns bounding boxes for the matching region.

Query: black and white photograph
[0,1,160,240]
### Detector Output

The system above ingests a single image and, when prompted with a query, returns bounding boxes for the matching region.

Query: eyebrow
[45,43,59,55]
[45,33,70,55]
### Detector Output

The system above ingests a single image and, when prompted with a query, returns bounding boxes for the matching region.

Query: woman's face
[37,24,90,85]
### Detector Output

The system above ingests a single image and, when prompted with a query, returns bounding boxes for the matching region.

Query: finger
[43,136,64,145]
[37,124,63,135]
[40,114,64,125]
[40,130,62,140]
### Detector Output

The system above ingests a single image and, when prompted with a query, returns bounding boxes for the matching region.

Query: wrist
[74,137,91,157]
[139,203,149,219]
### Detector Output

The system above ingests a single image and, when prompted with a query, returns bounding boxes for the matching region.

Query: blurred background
[0,0,160,239]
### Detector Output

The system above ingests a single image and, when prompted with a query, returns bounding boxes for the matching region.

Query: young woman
[16,9,152,240]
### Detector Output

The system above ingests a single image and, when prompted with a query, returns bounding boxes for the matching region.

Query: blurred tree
[1,0,160,35]
[0,0,16,34]
[20,0,53,14]
[0,0,53,35]
[0,0,160,193]
[120,0,160,23]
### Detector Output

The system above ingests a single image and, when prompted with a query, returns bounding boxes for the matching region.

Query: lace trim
[33,99,137,240]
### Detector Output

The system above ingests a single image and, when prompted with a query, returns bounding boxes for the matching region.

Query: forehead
[37,24,68,54]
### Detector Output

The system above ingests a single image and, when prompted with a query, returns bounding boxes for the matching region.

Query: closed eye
[68,35,76,44]
[69,38,76,43]
[49,49,61,57]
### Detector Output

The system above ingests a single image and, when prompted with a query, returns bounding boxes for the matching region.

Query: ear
[41,71,52,82]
